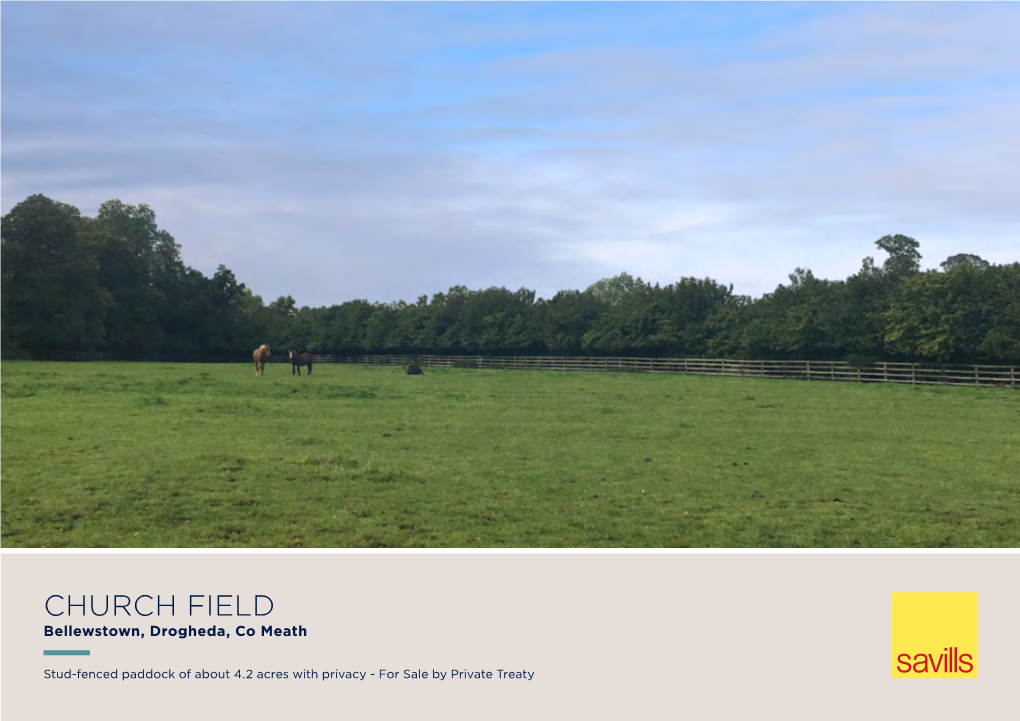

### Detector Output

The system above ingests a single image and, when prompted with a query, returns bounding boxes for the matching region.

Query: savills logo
[891,592,977,678]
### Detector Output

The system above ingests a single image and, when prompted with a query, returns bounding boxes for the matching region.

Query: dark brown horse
[289,350,313,375]
[253,343,271,376]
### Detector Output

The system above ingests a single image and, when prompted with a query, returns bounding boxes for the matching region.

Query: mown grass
[1,360,1018,548]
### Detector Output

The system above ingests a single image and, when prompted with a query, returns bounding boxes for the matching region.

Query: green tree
[1,195,108,351]
[313,300,374,354]
[534,290,606,355]
[875,234,921,277]
[585,272,641,307]
[86,200,189,356]
[976,263,1020,363]
[940,254,990,271]
[391,296,434,352]
[658,277,735,356]
[581,277,654,355]
[704,295,755,358]
[883,266,996,361]
[364,303,399,352]
[7,192,1018,366]
[839,255,887,358]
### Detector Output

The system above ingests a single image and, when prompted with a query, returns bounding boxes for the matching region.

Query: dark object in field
[289,350,313,375]
[253,343,270,376]
[407,363,425,375]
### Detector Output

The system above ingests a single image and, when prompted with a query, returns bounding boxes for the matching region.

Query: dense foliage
[3,194,1018,363]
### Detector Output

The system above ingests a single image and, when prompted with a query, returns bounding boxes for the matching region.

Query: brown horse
[289,350,313,375]
[253,343,271,376]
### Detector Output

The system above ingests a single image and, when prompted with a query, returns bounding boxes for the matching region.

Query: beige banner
[3,553,1018,719]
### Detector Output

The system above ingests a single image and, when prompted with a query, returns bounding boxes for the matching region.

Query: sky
[3,1,1018,308]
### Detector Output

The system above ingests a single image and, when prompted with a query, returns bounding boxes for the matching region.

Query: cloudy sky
[3,2,1018,308]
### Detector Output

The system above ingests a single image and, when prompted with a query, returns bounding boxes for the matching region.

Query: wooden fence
[3,350,1016,387]
[310,354,1020,388]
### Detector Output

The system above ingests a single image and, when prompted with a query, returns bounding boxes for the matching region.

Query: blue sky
[3,2,1018,307]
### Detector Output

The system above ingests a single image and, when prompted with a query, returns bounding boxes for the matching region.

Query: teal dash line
[44,650,90,656]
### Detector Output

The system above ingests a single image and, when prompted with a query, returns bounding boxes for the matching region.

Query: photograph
[2,2,1018,718]
[3,2,1017,550]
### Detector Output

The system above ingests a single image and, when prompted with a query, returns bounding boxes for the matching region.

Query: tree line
[3,194,1018,364]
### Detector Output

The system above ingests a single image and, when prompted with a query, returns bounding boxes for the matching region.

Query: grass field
[2,360,1018,548]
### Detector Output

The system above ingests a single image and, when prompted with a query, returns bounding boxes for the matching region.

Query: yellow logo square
[891,592,977,678]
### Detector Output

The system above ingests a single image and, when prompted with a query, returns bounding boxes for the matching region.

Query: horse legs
[307,362,313,375]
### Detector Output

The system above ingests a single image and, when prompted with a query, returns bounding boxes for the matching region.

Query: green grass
[2,360,1018,548]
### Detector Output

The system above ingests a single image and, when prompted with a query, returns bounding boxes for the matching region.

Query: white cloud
[2,3,1017,307]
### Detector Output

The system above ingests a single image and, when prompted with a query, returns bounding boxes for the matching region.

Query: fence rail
[310,354,1020,388]
[2,350,1016,387]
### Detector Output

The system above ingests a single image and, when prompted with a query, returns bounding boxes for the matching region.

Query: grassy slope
[2,361,1018,548]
